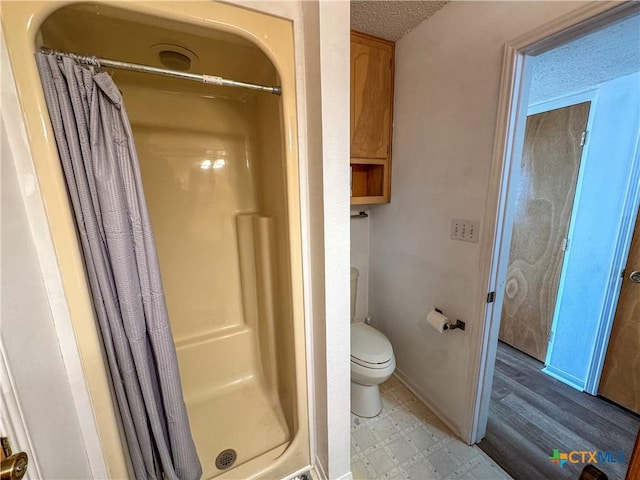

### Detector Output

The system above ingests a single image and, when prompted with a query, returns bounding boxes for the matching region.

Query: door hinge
[548,330,554,343]
[487,291,496,303]
[621,268,625,279]
[580,130,587,146]
[561,237,569,252]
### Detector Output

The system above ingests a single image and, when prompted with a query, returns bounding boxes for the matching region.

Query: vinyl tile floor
[350,375,512,480]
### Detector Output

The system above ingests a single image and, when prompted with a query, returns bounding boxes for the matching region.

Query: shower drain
[215,449,237,470]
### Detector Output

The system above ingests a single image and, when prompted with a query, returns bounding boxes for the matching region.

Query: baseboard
[393,369,465,443]
[312,456,328,480]
[311,459,352,480]
[542,365,586,392]
[333,472,353,480]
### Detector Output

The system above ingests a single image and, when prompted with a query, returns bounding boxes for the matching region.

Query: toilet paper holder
[435,308,466,331]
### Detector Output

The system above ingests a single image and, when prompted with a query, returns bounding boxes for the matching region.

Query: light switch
[451,218,480,243]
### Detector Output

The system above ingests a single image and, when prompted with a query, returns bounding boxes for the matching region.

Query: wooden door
[499,102,591,362]
[350,32,393,160]
[626,429,640,480]
[599,208,640,414]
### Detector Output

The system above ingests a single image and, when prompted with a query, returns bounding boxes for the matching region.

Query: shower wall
[123,80,295,477]
[125,87,259,341]
[0,1,309,478]
[254,92,298,428]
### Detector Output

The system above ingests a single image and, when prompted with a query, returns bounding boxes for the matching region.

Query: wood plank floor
[478,341,640,480]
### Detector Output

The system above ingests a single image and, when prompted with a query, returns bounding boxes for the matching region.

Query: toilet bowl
[350,267,395,417]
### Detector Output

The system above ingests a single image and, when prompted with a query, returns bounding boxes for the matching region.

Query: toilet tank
[350,267,359,322]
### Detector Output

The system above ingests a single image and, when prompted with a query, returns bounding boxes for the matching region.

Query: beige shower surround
[1,1,309,478]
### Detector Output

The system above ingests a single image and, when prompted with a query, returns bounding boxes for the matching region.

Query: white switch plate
[451,218,480,243]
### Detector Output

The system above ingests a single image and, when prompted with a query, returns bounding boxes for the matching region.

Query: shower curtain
[35,53,202,480]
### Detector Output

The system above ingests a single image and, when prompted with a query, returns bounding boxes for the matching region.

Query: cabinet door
[351,34,393,160]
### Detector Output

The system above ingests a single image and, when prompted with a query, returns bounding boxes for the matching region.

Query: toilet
[351,267,396,417]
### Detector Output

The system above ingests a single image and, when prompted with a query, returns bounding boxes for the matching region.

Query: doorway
[495,12,640,396]
[473,4,640,479]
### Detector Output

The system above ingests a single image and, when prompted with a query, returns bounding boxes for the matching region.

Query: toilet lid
[351,322,394,365]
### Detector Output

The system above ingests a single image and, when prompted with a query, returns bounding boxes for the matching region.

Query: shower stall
[2,2,309,479]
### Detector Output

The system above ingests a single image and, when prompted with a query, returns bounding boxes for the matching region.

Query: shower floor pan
[176,326,290,478]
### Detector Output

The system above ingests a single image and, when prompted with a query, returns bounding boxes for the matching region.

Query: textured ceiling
[529,14,640,103]
[351,1,448,42]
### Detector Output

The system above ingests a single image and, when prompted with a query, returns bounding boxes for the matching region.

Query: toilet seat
[351,322,393,366]
[350,356,393,369]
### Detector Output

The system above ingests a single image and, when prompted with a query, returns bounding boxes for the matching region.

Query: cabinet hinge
[548,330,554,343]
[621,268,626,279]
[580,130,587,146]
[487,291,496,303]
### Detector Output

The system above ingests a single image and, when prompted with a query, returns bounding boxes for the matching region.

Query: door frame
[469,1,640,443]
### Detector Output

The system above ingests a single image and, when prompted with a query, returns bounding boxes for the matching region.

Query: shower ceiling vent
[150,43,199,71]
[215,448,237,470]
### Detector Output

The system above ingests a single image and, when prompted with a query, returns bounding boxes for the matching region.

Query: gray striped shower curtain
[35,53,202,480]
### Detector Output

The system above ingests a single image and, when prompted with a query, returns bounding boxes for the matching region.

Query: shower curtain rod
[40,47,282,96]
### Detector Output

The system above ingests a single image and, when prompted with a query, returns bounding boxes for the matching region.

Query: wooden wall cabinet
[350,31,395,205]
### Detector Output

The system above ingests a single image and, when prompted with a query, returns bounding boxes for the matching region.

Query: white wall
[1,109,94,480]
[298,1,329,474]
[369,0,590,441]
[317,2,352,478]
[350,210,369,323]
